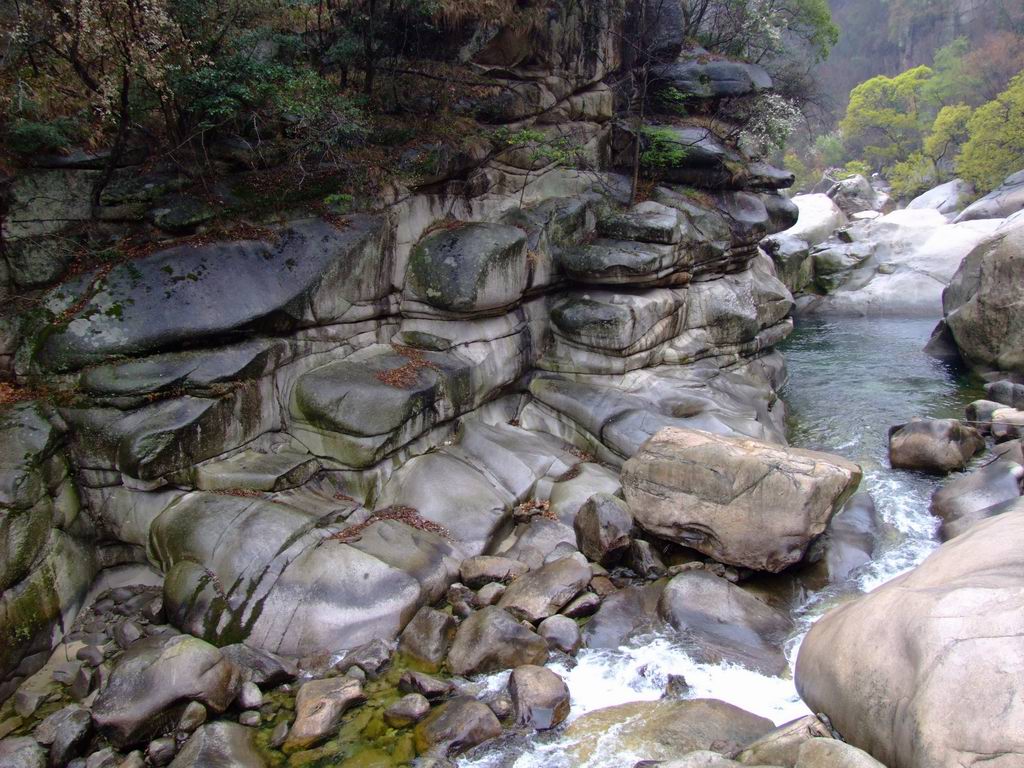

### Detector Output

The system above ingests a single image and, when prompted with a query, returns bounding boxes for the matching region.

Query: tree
[922,38,981,108]
[957,71,1024,191]
[840,66,933,171]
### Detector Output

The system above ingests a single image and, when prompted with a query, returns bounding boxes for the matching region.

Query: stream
[460,316,985,768]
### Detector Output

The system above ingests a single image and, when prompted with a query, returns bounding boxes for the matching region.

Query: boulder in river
[573,493,633,566]
[508,664,571,730]
[907,178,973,215]
[888,418,984,474]
[623,427,861,572]
[942,221,1024,374]
[413,696,502,757]
[398,606,458,672]
[734,714,832,766]
[796,510,1024,768]
[564,699,774,764]
[284,676,366,752]
[657,570,794,675]
[168,722,265,768]
[496,556,591,623]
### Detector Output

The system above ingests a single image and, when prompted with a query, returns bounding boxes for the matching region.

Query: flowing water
[460,317,985,768]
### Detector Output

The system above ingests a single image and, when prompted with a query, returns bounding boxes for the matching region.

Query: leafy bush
[640,128,688,170]
[957,72,1024,192]
[5,118,79,156]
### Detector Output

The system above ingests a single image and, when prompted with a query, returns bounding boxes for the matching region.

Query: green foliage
[924,104,972,167]
[784,151,815,192]
[640,128,688,170]
[813,133,846,167]
[889,152,936,198]
[957,72,1024,192]
[840,66,934,171]
[922,38,981,108]
[841,160,872,179]
[5,117,79,156]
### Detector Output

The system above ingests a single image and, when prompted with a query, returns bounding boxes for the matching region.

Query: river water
[460,317,984,768]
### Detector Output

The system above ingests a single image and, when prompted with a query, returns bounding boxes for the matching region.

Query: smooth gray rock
[384,694,431,728]
[446,607,548,676]
[508,665,571,730]
[146,738,176,767]
[399,670,454,701]
[888,418,984,474]
[658,571,793,675]
[802,493,878,587]
[931,460,1023,540]
[537,614,582,654]
[582,581,666,649]
[219,645,297,687]
[496,557,591,623]
[796,512,1024,768]
[0,737,45,768]
[735,715,831,766]
[955,169,1024,222]
[827,175,879,216]
[796,738,886,768]
[91,634,241,748]
[651,59,772,100]
[459,556,530,589]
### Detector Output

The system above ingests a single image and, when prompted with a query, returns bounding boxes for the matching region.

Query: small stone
[486,694,512,721]
[284,676,366,752]
[0,716,22,740]
[574,493,633,566]
[238,711,260,727]
[399,671,455,701]
[589,576,617,597]
[85,747,120,768]
[384,694,431,728]
[663,674,691,699]
[269,722,289,749]
[346,666,367,682]
[627,539,667,579]
[142,597,165,624]
[413,697,502,757]
[476,583,506,606]
[113,622,144,650]
[237,682,262,711]
[69,667,94,701]
[52,661,83,685]
[76,646,105,668]
[537,615,582,654]
[338,638,392,679]
[116,751,144,768]
[177,702,206,734]
[398,607,458,672]
[37,704,92,767]
[146,737,176,767]
[219,645,297,687]
[447,583,478,619]
[561,592,601,618]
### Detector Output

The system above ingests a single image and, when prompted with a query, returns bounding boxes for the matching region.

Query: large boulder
[563,699,774,764]
[955,169,1024,222]
[907,179,973,215]
[91,634,242,748]
[796,510,1024,768]
[573,493,633,565]
[413,696,502,757]
[496,556,591,623]
[888,418,984,474]
[657,570,794,675]
[827,175,879,216]
[776,194,848,247]
[943,221,1024,374]
[930,460,1023,541]
[622,428,861,572]
[508,664,571,730]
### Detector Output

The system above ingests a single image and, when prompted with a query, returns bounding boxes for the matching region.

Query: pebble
[237,682,263,710]
[475,582,506,606]
[177,702,206,734]
[76,646,105,667]
[383,694,431,728]
[269,721,289,748]
[146,737,176,767]
[238,711,261,727]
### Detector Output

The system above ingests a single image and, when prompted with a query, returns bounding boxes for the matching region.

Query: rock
[146,195,215,233]
[623,427,861,572]
[412,696,502,757]
[651,59,772,101]
[992,407,1024,441]
[113,621,144,650]
[827,175,879,216]
[219,645,297,687]
[384,694,431,728]
[965,399,1004,433]
[399,607,458,672]
[985,380,1024,409]
[508,665,571,730]
[118,751,145,768]
[564,699,774,764]
[85,748,120,768]
[146,737,176,767]
[955,169,1024,222]
[91,634,241,748]
[573,493,633,566]
[177,702,206,734]
[582,581,666,648]
[32,217,388,372]
[399,671,454,701]
[801,493,878,586]
[338,638,392,678]
[795,738,886,768]
[627,538,667,579]
[168,722,266,768]
[888,418,984,474]
[775,194,848,247]
[404,223,528,315]
[943,222,1024,373]
[0,737,45,768]
[931,461,1023,541]
[237,682,262,711]
[561,592,601,618]
[907,179,973,215]
[597,202,683,244]
[237,712,259,728]
[796,511,1024,768]
[657,571,793,675]
[734,715,831,766]
[476,582,506,605]
[496,557,591,623]
[284,676,365,752]
[37,704,92,768]
[446,607,548,676]
[459,556,530,588]
[537,615,582,654]
[657,752,749,768]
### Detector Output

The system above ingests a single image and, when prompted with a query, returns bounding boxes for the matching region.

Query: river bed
[460,316,984,768]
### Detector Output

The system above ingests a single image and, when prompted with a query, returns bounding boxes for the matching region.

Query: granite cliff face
[0,3,798,702]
